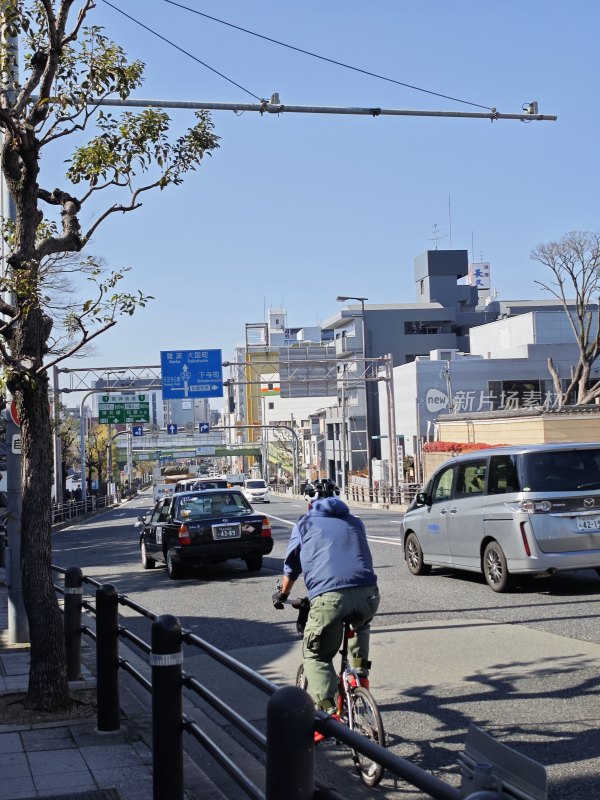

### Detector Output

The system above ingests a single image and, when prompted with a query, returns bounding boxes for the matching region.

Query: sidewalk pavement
[0,569,218,800]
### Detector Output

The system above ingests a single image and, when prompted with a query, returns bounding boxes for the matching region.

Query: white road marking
[391,520,404,524]
[367,536,403,547]
[267,514,295,527]
[268,514,402,547]
[290,503,304,508]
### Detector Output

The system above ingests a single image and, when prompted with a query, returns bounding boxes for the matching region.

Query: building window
[487,379,543,410]
[404,321,442,335]
[420,279,424,294]
[268,402,274,410]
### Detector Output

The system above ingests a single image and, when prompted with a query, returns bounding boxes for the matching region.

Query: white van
[402,443,600,592]
[242,479,270,504]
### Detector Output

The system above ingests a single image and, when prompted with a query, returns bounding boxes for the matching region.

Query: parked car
[242,479,270,504]
[138,489,273,579]
[402,443,600,592]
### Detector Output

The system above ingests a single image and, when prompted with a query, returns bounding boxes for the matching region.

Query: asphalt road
[52,490,600,800]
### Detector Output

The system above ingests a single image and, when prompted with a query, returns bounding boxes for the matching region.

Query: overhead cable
[164,0,495,111]
[101,0,264,101]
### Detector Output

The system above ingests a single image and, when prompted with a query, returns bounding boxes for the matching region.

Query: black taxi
[139,489,273,579]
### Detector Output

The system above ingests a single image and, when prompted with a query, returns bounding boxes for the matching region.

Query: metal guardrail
[51,494,116,525]
[271,482,420,505]
[347,482,420,505]
[52,565,543,800]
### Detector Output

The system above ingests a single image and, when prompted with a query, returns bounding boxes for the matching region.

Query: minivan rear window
[488,455,520,495]
[246,480,266,489]
[520,449,600,492]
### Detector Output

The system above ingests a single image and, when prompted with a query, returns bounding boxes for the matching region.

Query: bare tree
[531,230,600,406]
[0,1,219,709]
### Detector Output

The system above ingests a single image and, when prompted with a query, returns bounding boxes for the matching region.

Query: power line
[101,0,264,101]
[164,0,495,111]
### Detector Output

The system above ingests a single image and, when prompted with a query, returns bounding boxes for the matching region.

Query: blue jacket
[283,497,377,600]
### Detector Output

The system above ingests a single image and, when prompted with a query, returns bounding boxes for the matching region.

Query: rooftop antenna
[429,223,446,250]
[448,195,452,249]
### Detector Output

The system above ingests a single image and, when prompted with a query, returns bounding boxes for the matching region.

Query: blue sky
[48,1,599,375]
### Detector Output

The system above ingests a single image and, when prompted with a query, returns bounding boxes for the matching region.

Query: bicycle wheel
[347,686,385,787]
[296,663,308,691]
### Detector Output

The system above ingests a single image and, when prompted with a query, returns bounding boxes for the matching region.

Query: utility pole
[0,18,28,643]
[336,296,372,494]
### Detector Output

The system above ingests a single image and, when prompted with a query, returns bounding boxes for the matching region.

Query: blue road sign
[198,422,210,434]
[160,349,223,399]
[132,425,144,437]
[167,423,178,435]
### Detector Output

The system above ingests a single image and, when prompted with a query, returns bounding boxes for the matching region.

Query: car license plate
[212,524,241,540]
[576,517,600,531]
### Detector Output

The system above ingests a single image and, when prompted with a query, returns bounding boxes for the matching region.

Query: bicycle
[288,596,385,787]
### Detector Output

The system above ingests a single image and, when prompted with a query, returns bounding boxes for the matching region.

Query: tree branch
[81,177,170,242]
[40,319,117,373]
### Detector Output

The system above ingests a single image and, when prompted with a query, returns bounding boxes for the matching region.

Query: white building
[378,310,599,482]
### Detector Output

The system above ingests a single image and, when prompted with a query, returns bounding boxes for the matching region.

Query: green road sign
[98,393,150,424]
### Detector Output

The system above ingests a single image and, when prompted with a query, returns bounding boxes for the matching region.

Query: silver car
[402,443,600,592]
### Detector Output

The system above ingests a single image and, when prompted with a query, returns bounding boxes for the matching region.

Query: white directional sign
[132,425,144,437]
[198,422,210,434]
[167,423,178,435]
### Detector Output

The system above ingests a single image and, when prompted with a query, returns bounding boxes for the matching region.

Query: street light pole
[336,296,372,496]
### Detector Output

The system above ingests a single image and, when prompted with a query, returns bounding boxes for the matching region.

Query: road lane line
[269,514,402,546]
[267,514,295,527]
[367,536,403,546]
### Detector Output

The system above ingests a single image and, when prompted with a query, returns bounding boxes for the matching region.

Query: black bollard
[266,686,315,800]
[151,614,183,800]
[64,566,83,681]
[96,584,120,732]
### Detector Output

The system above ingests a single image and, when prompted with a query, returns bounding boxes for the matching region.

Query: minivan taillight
[506,500,552,514]
[178,525,191,546]
[261,517,272,538]
[520,521,532,556]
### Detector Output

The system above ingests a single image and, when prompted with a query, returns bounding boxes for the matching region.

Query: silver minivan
[402,443,600,592]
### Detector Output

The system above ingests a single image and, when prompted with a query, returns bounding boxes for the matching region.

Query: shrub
[423,441,508,454]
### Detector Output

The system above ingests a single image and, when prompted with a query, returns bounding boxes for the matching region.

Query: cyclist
[272,495,379,737]
[304,477,340,504]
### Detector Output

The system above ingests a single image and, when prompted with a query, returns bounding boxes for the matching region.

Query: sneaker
[314,712,341,744]
[348,675,370,690]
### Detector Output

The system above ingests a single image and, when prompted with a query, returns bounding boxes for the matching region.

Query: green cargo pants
[303,585,380,711]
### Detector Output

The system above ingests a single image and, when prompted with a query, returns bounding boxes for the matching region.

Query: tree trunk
[20,370,69,710]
